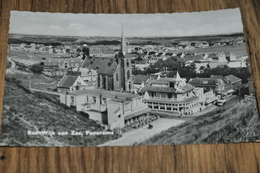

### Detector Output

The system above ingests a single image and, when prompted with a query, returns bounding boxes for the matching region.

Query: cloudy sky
[9,8,243,37]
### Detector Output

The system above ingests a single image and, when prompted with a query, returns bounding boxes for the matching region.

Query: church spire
[121,23,126,55]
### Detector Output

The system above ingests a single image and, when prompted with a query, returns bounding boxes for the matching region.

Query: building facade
[60,89,150,130]
[140,72,201,115]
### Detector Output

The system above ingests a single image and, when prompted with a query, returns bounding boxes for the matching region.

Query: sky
[9,8,243,37]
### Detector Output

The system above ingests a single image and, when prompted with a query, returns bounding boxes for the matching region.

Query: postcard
[1,8,259,147]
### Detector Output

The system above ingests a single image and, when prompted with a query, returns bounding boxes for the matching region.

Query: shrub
[30,63,44,74]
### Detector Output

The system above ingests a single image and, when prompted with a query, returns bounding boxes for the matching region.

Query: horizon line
[9,31,244,39]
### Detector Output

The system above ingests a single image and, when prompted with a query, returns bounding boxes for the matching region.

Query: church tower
[117,24,133,92]
[121,24,127,55]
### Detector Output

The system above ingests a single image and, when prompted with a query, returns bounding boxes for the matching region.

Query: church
[80,25,134,92]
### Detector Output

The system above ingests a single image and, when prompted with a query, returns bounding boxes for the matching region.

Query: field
[1,77,115,147]
[7,50,69,65]
[140,101,260,145]
[177,44,248,57]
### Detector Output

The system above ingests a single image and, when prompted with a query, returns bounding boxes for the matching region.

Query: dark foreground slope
[140,101,260,145]
[1,77,113,147]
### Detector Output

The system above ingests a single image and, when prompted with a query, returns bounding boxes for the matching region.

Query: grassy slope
[141,102,260,145]
[1,78,112,147]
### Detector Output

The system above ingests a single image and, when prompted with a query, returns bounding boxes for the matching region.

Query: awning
[124,107,151,120]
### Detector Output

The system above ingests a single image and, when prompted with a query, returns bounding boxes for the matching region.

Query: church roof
[116,52,125,58]
[81,57,118,76]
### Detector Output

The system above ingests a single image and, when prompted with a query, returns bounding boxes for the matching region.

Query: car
[217,99,226,106]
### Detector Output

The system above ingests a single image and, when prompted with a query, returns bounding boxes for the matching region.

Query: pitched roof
[225,74,241,83]
[57,75,79,88]
[134,75,150,84]
[208,53,218,58]
[81,57,118,76]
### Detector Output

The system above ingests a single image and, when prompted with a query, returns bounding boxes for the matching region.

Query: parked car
[217,99,226,106]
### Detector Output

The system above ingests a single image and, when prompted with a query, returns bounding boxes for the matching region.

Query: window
[71,96,75,105]
[93,97,96,103]
[102,98,106,105]
[127,70,130,80]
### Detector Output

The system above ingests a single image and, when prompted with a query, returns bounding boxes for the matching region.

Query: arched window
[127,70,130,80]
[126,60,130,67]
[116,73,119,81]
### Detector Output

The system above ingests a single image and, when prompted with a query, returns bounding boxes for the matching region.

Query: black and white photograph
[1,8,259,147]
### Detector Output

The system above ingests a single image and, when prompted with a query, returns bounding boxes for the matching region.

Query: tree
[30,63,44,74]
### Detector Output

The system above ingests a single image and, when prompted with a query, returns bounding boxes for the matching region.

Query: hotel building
[140,72,201,115]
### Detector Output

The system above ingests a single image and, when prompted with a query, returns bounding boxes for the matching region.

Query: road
[99,118,185,146]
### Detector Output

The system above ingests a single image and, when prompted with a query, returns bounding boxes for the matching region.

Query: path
[29,88,62,96]
[6,57,16,74]
[99,118,185,146]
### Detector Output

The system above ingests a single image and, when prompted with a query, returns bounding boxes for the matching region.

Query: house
[207,53,218,60]
[207,61,228,69]
[210,53,227,62]
[140,72,202,115]
[9,44,22,51]
[200,41,209,48]
[228,61,247,68]
[225,53,237,62]
[57,75,89,93]
[194,60,211,73]
[78,68,98,86]
[60,89,151,130]
[23,45,36,52]
[134,61,150,71]
[44,58,83,69]
[183,54,204,61]
[89,46,117,58]
[224,74,242,91]
[189,76,233,98]
[149,71,173,80]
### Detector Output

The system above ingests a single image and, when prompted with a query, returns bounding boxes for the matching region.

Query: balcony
[147,96,185,102]
[81,102,107,112]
